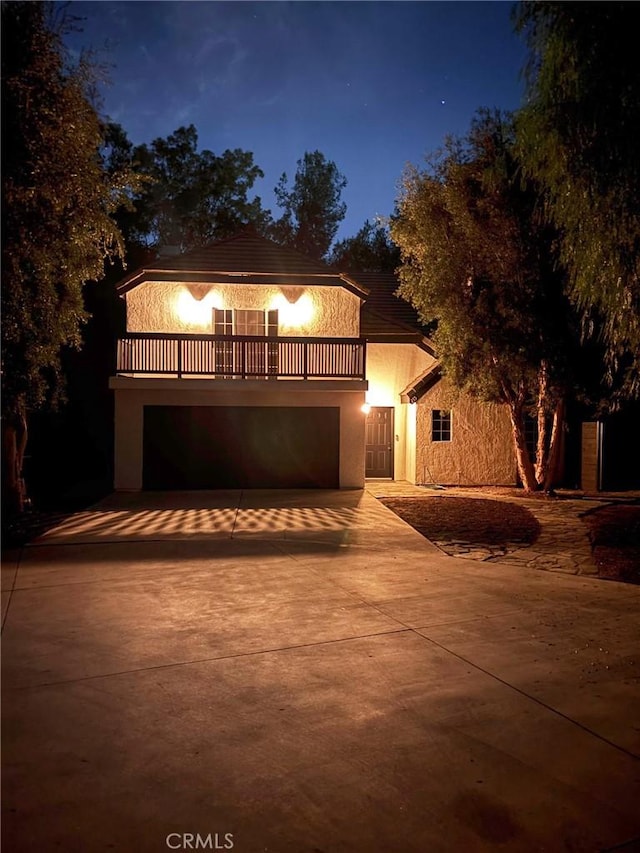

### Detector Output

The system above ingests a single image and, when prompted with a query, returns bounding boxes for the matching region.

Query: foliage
[272,151,347,260]
[1,1,130,417]
[328,219,400,272]
[126,124,270,252]
[1,1,134,511]
[391,111,576,491]
[514,1,640,399]
[99,122,149,264]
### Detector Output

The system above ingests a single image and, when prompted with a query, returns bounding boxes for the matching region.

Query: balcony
[116,333,367,380]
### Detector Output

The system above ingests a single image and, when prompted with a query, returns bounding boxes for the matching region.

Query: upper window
[431,409,452,442]
[213,308,278,337]
[212,308,279,376]
[234,309,266,336]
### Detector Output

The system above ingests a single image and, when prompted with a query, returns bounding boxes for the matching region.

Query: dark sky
[65,1,528,241]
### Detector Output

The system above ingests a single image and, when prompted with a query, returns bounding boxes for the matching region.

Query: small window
[432,409,452,442]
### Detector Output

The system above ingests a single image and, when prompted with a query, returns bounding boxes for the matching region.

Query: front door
[365,407,394,478]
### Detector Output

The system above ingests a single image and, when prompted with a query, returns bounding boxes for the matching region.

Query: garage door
[143,406,340,489]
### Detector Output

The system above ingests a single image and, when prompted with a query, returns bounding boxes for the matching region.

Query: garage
[142,405,340,489]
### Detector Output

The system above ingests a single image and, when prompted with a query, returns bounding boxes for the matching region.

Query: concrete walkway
[2,489,639,852]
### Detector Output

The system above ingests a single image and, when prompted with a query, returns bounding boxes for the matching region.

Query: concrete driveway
[2,489,639,852]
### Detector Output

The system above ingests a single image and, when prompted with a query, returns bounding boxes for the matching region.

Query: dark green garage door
[143,406,340,489]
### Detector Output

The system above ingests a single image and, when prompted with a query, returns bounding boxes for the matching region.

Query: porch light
[175,288,222,327]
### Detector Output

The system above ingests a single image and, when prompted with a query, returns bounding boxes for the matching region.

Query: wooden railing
[116,333,367,380]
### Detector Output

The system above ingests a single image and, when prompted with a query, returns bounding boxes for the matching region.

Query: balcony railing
[116,333,367,380]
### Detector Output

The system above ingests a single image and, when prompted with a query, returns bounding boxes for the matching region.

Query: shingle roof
[161,233,338,276]
[351,271,435,354]
[353,272,425,331]
[116,233,368,297]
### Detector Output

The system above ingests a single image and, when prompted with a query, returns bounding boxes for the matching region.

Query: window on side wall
[431,409,452,442]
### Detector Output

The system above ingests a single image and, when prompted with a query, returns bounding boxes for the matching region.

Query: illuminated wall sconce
[175,286,222,327]
[271,289,314,327]
[361,403,371,415]
[186,284,213,301]
[284,286,305,304]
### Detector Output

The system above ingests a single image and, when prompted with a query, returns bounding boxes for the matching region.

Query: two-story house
[110,232,517,491]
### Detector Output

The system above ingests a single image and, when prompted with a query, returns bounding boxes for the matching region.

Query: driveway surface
[2,489,639,852]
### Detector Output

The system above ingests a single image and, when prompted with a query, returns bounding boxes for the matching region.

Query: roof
[116,232,368,298]
[352,272,425,330]
[400,364,443,402]
[353,272,436,355]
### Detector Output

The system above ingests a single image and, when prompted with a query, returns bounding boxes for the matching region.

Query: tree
[391,112,577,492]
[129,125,270,252]
[1,2,132,513]
[328,219,400,272]
[514,1,640,400]
[273,151,347,260]
[99,121,153,268]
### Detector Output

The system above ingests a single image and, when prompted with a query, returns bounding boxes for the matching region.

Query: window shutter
[267,309,278,375]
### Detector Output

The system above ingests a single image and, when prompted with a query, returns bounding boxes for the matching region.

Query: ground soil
[381,493,640,585]
[380,496,541,546]
[582,504,640,585]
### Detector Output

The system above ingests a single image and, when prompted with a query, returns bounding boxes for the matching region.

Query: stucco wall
[416,379,516,485]
[125,282,361,338]
[366,343,435,482]
[111,379,366,490]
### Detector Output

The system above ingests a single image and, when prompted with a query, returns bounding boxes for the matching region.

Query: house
[358,272,516,486]
[109,232,518,491]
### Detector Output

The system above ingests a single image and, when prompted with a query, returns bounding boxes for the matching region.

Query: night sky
[65,1,528,241]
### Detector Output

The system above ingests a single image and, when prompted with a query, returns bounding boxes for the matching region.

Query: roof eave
[116,269,368,297]
[400,364,443,403]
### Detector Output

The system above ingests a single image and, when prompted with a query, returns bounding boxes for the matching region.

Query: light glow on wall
[270,291,314,328]
[175,288,223,328]
[365,381,395,407]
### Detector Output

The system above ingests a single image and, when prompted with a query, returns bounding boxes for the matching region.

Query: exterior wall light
[361,403,371,415]
[271,291,314,327]
[186,284,213,301]
[175,287,222,328]
[283,287,305,304]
